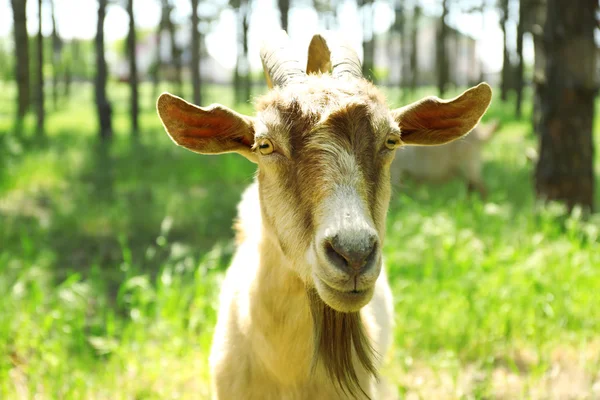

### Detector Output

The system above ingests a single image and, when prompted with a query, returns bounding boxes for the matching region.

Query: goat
[391,119,500,198]
[156,31,492,400]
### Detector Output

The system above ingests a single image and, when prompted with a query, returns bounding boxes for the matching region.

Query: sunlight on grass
[0,82,599,398]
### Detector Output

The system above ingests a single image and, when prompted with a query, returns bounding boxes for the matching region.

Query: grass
[1,81,600,399]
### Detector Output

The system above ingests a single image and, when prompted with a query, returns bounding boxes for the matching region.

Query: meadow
[1,82,599,399]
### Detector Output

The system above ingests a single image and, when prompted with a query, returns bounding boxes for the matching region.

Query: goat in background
[156,31,492,400]
[391,119,500,199]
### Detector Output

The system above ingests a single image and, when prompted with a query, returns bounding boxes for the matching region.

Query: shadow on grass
[0,130,256,292]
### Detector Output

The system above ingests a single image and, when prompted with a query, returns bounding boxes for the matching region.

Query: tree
[278,0,290,31]
[530,0,546,133]
[50,0,62,110]
[232,0,251,104]
[152,1,165,99]
[191,0,202,105]
[64,39,81,99]
[409,3,421,93]
[498,0,510,101]
[436,0,449,96]
[358,0,375,81]
[164,0,182,96]
[534,0,597,212]
[514,0,525,118]
[36,0,45,136]
[95,0,113,140]
[479,0,486,83]
[126,0,139,134]
[392,0,407,91]
[11,0,30,122]
[313,0,338,29]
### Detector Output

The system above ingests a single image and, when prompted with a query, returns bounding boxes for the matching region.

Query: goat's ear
[392,83,492,146]
[157,93,257,162]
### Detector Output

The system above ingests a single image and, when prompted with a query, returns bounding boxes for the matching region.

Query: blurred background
[0,0,599,398]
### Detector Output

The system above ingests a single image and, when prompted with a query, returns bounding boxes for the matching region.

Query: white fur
[208,182,396,399]
[391,121,499,196]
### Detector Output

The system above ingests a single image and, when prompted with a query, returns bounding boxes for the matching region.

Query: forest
[1,0,599,398]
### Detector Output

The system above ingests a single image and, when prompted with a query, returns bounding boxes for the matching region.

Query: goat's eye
[385,135,401,150]
[257,138,274,155]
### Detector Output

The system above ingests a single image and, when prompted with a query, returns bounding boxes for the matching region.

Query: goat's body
[209,183,395,400]
[157,31,492,400]
[391,121,499,197]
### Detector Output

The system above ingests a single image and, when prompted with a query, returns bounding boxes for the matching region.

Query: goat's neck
[245,223,315,382]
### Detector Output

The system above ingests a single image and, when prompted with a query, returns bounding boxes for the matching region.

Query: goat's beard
[307,288,379,399]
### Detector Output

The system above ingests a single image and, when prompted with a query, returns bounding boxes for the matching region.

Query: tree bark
[50,0,62,110]
[515,0,525,118]
[499,0,510,101]
[436,0,449,97]
[36,0,45,136]
[534,0,597,212]
[531,0,547,134]
[191,0,202,105]
[165,0,182,97]
[95,0,113,140]
[126,0,139,134]
[278,0,289,31]
[11,0,30,122]
[359,0,375,82]
[153,1,167,100]
[241,1,251,103]
[410,3,420,93]
[65,39,79,99]
[394,1,407,89]
[479,0,486,83]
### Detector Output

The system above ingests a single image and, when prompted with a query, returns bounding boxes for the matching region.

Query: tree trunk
[534,0,597,212]
[153,1,166,100]
[531,0,547,134]
[479,0,486,83]
[95,0,113,141]
[360,0,375,82]
[127,0,139,134]
[515,0,525,118]
[65,39,78,99]
[410,3,420,93]
[11,0,30,122]
[241,2,251,103]
[36,0,45,136]
[64,63,71,99]
[50,0,62,110]
[499,0,510,101]
[165,0,182,97]
[278,0,289,31]
[436,0,448,97]
[394,1,406,89]
[191,0,202,105]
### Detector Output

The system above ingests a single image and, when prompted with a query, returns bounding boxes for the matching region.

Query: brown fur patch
[307,288,379,399]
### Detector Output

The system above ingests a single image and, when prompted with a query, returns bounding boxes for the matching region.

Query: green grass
[1,82,599,399]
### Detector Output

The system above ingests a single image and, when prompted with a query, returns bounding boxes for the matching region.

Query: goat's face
[252,77,398,312]
[156,32,492,313]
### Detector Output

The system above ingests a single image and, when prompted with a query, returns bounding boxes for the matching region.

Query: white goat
[391,120,500,198]
[156,31,492,399]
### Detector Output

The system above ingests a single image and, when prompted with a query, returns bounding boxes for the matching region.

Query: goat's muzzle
[312,189,381,313]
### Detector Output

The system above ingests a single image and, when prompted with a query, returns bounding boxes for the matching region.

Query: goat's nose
[323,231,379,276]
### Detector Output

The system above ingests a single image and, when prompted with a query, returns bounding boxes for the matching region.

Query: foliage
[0,83,599,398]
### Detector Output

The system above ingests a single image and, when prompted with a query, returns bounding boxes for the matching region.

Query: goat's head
[157,31,491,396]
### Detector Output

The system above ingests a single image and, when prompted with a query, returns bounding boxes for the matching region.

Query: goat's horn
[307,32,362,80]
[260,30,307,88]
[307,34,332,74]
